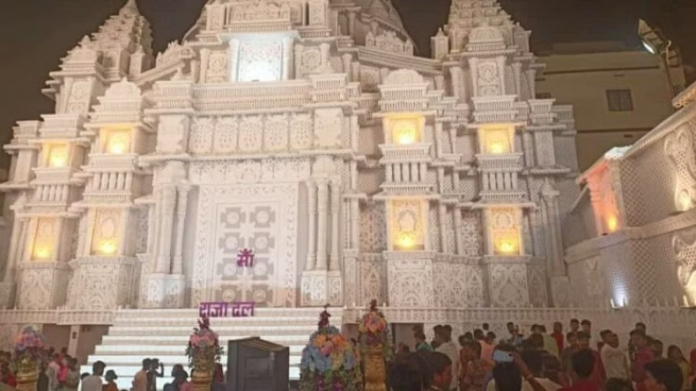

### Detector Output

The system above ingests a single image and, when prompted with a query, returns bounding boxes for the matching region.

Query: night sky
[0,0,693,168]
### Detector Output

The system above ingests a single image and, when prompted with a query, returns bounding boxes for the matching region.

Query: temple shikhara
[2,0,696,387]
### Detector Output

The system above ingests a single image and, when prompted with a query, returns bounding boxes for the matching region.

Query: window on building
[536,92,552,100]
[606,89,634,112]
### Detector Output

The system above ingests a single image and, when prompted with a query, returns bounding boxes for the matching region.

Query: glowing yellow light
[107,132,130,154]
[100,240,117,255]
[679,191,693,211]
[398,235,414,249]
[34,247,52,260]
[489,141,506,154]
[48,146,68,168]
[496,239,518,255]
[398,131,416,145]
[606,215,618,233]
[108,141,126,154]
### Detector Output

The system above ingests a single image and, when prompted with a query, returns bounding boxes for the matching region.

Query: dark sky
[0,0,694,168]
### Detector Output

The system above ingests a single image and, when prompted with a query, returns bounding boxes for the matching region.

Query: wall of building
[564,82,696,310]
[537,50,684,170]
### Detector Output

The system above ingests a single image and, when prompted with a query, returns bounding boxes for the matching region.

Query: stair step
[108,325,317,336]
[94,345,304,355]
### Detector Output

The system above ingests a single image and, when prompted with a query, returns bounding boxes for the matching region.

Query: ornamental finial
[369,299,378,312]
[198,316,210,330]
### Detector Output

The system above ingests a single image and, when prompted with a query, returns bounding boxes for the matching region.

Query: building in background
[536,41,685,170]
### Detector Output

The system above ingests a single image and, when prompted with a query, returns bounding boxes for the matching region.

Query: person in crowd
[1,361,17,387]
[46,353,62,391]
[650,340,664,359]
[397,342,411,355]
[133,359,151,391]
[562,349,600,391]
[427,352,454,391]
[635,323,647,334]
[599,330,614,353]
[508,322,524,347]
[689,336,696,378]
[147,359,164,391]
[540,325,560,358]
[461,340,493,391]
[529,333,567,386]
[630,330,655,391]
[38,361,50,391]
[581,320,593,336]
[520,349,562,391]
[604,378,634,391]
[463,332,474,342]
[389,352,430,391]
[666,346,690,391]
[487,332,498,346]
[578,331,606,387]
[483,323,490,332]
[485,349,549,391]
[416,331,433,352]
[644,359,683,391]
[81,361,105,391]
[211,364,225,391]
[174,370,191,391]
[104,370,119,391]
[435,325,460,391]
[79,374,89,381]
[570,320,580,334]
[475,328,494,364]
[62,357,81,391]
[432,326,444,350]
[600,332,630,381]
[552,322,565,353]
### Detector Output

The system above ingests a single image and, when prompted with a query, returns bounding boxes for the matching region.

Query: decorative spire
[120,0,140,16]
[369,299,378,312]
[318,304,331,329]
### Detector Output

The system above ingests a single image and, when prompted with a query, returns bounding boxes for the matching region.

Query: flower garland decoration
[14,326,46,365]
[185,317,224,373]
[299,306,362,391]
[358,300,392,360]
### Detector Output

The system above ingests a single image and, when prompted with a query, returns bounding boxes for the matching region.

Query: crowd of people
[0,350,226,391]
[390,320,696,391]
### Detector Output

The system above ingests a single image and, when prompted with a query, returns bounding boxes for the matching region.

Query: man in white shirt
[601,332,630,380]
[434,325,460,391]
[46,354,61,391]
[80,361,105,391]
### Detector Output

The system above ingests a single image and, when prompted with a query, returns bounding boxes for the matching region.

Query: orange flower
[314,334,327,347]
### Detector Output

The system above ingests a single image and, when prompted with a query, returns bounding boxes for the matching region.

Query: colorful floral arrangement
[14,326,46,365]
[185,317,223,372]
[358,300,392,360]
[299,306,362,391]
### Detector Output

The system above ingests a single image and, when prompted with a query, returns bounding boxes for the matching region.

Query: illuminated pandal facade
[0,0,587,354]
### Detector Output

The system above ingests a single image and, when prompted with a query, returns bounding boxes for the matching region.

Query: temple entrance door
[191,183,300,307]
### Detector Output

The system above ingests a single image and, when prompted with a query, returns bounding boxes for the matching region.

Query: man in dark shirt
[562,350,599,391]
[529,333,567,386]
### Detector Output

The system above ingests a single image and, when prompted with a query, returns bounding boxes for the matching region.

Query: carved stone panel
[487,263,529,307]
[387,258,435,307]
[192,184,299,307]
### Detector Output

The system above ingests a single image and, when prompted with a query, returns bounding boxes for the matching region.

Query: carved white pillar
[306,180,317,271]
[200,48,210,84]
[434,75,445,91]
[512,62,522,96]
[320,43,331,69]
[282,37,294,81]
[526,69,537,99]
[146,203,156,254]
[351,200,360,249]
[438,204,447,253]
[155,185,176,274]
[316,179,329,271]
[435,121,444,158]
[350,160,358,191]
[2,217,24,283]
[347,11,356,37]
[330,181,341,270]
[541,181,565,275]
[450,66,463,100]
[172,184,190,275]
[350,114,359,151]
[454,208,463,255]
[294,44,304,78]
[228,39,240,82]
[342,54,353,81]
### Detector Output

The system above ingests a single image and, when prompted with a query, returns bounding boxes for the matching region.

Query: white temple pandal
[5,0,696,387]
[0,0,576,320]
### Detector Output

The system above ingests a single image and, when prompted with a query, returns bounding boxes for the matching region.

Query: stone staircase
[83,308,342,390]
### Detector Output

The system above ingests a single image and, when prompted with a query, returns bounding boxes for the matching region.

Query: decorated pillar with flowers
[299,306,361,391]
[358,300,392,391]
[186,317,223,391]
[14,326,46,391]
